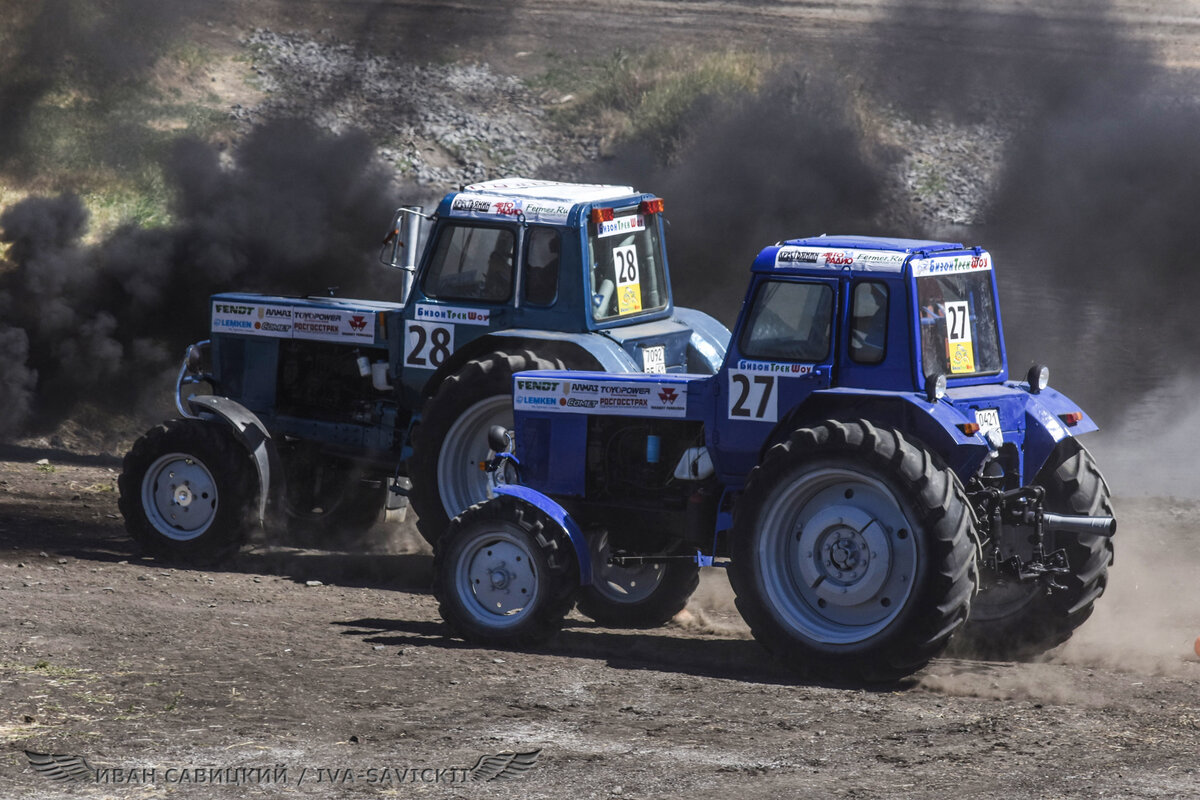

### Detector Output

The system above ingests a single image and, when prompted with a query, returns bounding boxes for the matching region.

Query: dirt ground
[2,442,1199,799]
[5,1,1200,797]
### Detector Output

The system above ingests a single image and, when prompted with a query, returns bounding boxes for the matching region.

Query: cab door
[713,277,838,482]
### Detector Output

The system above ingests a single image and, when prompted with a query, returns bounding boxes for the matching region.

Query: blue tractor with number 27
[433,235,1116,681]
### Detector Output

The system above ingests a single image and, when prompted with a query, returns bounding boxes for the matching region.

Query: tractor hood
[598,316,698,374]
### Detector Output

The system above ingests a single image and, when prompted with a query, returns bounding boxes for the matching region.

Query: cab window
[740,280,833,362]
[849,281,888,365]
[524,227,560,306]
[422,224,514,303]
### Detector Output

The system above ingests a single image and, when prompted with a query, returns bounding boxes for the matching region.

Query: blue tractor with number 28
[434,235,1116,681]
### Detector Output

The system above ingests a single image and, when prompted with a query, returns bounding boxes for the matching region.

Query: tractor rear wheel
[409,350,560,547]
[956,439,1114,658]
[575,530,700,629]
[728,420,977,682]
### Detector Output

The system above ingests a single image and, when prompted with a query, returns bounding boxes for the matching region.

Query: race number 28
[728,371,777,422]
[405,321,454,368]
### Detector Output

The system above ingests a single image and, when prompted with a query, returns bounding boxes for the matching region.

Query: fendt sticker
[514,377,687,418]
[211,302,376,343]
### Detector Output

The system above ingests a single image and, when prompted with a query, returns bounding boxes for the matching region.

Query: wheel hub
[794,504,891,607]
[464,539,536,617]
[173,484,195,508]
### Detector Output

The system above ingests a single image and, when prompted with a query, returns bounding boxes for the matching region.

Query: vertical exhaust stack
[401,205,422,305]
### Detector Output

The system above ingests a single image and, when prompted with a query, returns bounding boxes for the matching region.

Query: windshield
[587,213,668,321]
[917,269,1003,378]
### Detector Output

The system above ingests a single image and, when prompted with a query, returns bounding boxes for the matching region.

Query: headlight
[925,373,946,403]
[1026,364,1049,394]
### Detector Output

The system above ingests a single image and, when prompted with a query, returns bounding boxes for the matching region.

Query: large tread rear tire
[575,530,699,629]
[118,419,257,565]
[956,439,1114,658]
[727,420,977,683]
[409,350,560,547]
[433,495,579,647]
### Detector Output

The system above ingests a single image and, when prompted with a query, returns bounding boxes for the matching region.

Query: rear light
[1059,411,1083,426]
[957,422,981,436]
[639,197,664,215]
[590,207,614,224]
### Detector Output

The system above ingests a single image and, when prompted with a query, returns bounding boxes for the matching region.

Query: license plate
[975,408,1002,441]
[641,345,666,373]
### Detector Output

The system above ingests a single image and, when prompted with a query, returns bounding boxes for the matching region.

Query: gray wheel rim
[437,395,512,519]
[589,529,666,604]
[141,452,218,542]
[755,466,919,645]
[453,526,541,629]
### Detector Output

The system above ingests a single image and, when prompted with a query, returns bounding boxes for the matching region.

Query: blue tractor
[434,235,1116,680]
[117,178,729,562]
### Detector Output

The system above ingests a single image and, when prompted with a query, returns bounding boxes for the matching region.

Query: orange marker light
[590,207,614,224]
[639,198,665,215]
[1059,412,1084,426]
[957,423,981,436]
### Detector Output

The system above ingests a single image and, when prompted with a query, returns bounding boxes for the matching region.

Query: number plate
[641,345,666,374]
[975,408,1002,441]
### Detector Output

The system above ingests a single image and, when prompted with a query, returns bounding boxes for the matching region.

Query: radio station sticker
[514,377,687,417]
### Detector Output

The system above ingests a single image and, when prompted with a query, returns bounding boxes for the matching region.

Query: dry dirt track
[2,450,1199,799]
[5,0,1200,797]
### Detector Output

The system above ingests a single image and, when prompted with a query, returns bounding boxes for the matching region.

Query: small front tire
[118,419,258,564]
[433,496,579,647]
[575,530,700,629]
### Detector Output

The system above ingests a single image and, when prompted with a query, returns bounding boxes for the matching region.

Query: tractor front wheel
[118,419,258,565]
[575,529,699,629]
[433,496,579,647]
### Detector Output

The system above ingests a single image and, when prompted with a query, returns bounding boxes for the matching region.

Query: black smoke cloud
[589,70,904,324]
[0,120,399,435]
[0,0,193,168]
[592,1,1194,425]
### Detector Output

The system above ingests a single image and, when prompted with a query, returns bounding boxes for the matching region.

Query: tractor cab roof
[753,234,986,277]
[439,177,650,227]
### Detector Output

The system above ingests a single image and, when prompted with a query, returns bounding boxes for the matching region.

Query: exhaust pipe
[1043,512,1116,538]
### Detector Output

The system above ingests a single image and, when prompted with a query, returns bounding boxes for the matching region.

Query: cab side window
[849,281,888,365]
[524,227,560,306]
[423,224,514,303]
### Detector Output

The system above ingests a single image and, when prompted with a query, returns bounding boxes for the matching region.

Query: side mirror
[379,206,426,270]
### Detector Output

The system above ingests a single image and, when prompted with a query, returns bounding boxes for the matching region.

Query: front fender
[493,485,592,586]
[186,395,281,526]
[672,306,731,373]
